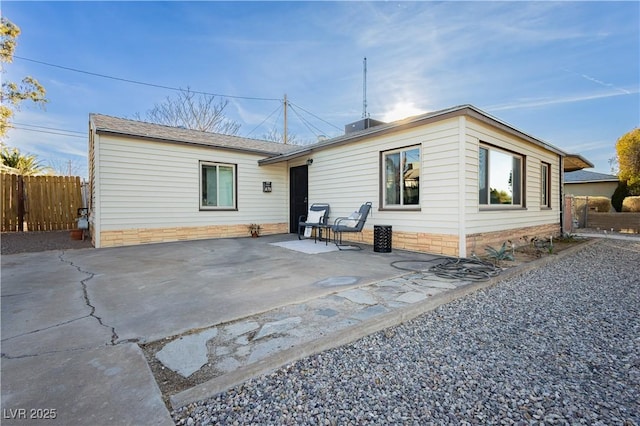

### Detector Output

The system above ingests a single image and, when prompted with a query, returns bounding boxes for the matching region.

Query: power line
[14,55,281,102]
[288,101,342,132]
[13,56,344,140]
[272,107,284,134]
[245,103,283,138]
[289,104,325,138]
[14,122,85,135]
[9,126,86,138]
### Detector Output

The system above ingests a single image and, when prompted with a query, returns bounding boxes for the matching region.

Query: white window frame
[381,145,421,209]
[199,161,237,210]
[478,145,524,208]
[541,162,551,208]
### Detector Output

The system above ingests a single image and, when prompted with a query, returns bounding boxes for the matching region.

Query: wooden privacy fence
[1,174,84,232]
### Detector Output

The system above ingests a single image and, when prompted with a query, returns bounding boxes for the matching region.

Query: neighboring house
[564,170,619,198]
[89,104,586,256]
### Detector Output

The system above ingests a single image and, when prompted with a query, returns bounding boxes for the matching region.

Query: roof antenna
[362,57,369,118]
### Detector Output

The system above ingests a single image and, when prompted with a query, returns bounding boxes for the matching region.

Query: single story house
[564,170,619,198]
[88,104,587,256]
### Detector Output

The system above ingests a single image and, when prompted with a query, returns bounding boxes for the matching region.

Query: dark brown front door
[289,165,308,233]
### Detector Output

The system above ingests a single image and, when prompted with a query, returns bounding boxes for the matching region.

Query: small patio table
[313,224,332,245]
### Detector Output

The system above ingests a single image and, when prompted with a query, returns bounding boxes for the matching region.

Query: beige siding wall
[303,116,562,256]
[464,118,561,235]
[91,112,565,253]
[307,119,462,237]
[94,135,288,247]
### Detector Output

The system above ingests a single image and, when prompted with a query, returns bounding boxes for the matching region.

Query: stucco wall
[564,181,618,198]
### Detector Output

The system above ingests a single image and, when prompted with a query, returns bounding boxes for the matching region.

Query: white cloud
[563,140,612,154]
[4,109,88,176]
[484,89,640,112]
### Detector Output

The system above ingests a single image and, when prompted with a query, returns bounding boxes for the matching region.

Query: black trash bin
[373,225,392,253]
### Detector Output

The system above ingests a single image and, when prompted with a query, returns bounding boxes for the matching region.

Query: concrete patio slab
[1,316,115,358]
[1,344,172,426]
[1,251,91,341]
[3,234,612,423]
[1,234,442,424]
[59,235,441,343]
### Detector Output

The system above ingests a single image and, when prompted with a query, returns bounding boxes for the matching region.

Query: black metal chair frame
[298,203,330,242]
[331,202,372,250]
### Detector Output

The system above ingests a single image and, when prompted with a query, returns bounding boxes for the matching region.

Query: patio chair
[298,203,330,241]
[331,202,372,250]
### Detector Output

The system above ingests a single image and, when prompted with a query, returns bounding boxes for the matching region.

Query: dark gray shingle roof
[90,114,300,156]
[565,170,619,183]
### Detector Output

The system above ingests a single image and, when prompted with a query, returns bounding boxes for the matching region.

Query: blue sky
[2,1,638,178]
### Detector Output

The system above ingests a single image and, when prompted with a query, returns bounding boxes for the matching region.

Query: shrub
[611,181,630,212]
[622,196,640,212]
[574,196,612,213]
[485,242,514,265]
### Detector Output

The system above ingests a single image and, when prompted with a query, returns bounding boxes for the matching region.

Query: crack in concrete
[1,291,33,298]
[58,251,119,345]
[0,315,91,342]
[1,344,111,360]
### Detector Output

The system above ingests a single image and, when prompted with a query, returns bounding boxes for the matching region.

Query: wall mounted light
[262,181,272,192]
[306,158,314,166]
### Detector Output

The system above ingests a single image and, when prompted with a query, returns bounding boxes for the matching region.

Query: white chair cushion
[306,209,324,224]
[342,212,361,228]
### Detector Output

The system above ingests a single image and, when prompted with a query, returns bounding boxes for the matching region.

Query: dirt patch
[481,236,587,268]
[140,333,231,408]
[141,339,203,408]
[1,230,94,255]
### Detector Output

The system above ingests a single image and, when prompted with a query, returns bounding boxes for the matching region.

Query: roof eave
[259,104,569,165]
[464,106,567,157]
[94,129,287,157]
[563,154,594,172]
[566,179,619,184]
[259,148,313,165]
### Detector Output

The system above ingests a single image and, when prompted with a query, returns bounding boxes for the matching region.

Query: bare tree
[47,158,83,176]
[139,88,241,135]
[262,126,299,145]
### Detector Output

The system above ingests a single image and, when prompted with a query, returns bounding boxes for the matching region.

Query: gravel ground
[1,230,93,255]
[172,238,640,425]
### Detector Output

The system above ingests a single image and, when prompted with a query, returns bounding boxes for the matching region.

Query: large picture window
[200,161,236,210]
[382,146,420,207]
[479,146,523,206]
[541,162,550,208]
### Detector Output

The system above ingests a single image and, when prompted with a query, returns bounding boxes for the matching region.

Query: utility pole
[283,94,288,144]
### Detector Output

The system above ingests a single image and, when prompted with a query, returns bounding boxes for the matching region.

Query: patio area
[2,233,448,424]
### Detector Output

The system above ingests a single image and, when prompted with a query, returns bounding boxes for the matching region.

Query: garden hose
[391,256,500,282]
